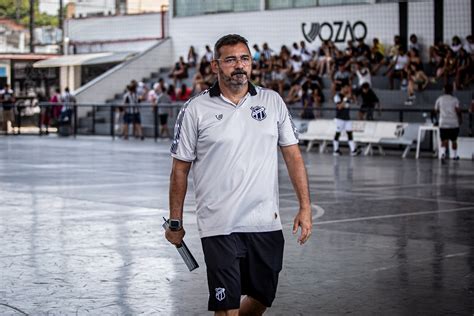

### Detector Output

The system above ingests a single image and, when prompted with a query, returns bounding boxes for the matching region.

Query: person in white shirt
[386,47,409,90]
[204,45,214,63]
[434,83,463,161]
[409,34,421,52]
[355,62,372,88]
[299,40,312,63]
[290,42,300,57]
[165,34,312,315]
[463,35,474,55]
[261,42,274,59]
[450,36,462,54]
[148,83,172,138]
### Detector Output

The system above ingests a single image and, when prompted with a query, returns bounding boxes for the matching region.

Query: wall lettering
[302,21,367,43]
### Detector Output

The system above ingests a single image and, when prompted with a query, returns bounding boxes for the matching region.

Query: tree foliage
[0,0,58,27]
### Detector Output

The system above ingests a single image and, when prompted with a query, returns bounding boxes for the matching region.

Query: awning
[33,52,135,68]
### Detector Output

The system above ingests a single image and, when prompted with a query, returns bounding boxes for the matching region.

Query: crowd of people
[42,33,470,140]
[0,85,76,136]
[114,79,192,139]
[2,33,471,138]
[167,33,473,119]
[39,87,76,135]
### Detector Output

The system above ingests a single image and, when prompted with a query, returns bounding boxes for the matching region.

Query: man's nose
[234,59,245,66]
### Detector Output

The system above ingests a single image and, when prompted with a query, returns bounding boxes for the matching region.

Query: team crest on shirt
[215,287,226,301]
[215,114,223,120]
[250,106,267,121]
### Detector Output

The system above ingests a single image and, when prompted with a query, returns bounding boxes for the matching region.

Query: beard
[219,68,249,89]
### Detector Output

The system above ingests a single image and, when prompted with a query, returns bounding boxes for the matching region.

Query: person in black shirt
[357,82,380,120]
[355,38,371,62]
[1,84,15,135]
[333,84,360,156]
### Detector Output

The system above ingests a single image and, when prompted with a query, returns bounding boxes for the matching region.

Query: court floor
[0,136,473,315]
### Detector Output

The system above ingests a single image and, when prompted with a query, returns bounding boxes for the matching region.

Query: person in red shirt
[177,83,192,101]
[50,88,62,122]
[167,85,177,102]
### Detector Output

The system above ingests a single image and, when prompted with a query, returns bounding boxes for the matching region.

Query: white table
[416,125,441,159]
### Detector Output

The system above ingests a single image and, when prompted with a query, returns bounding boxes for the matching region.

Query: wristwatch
[169,219,182,231]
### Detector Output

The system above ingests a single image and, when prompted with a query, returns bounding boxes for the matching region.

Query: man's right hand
[165,228,185,246]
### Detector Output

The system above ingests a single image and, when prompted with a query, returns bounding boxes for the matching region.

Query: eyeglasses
[216,56,251,67]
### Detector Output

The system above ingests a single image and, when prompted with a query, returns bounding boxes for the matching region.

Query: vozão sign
[302,21,367,43]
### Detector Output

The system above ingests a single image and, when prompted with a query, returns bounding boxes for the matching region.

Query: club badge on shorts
[250,106,267,121]
[215,287,226,301]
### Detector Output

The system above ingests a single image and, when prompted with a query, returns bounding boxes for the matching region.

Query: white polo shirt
[171,82,299,238]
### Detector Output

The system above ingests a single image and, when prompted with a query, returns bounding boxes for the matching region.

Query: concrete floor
[0,136,473,316]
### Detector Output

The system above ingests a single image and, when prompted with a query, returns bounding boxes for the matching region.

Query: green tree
[0,0,58,27]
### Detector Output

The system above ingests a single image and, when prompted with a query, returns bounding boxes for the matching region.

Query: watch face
[169,219,181,230]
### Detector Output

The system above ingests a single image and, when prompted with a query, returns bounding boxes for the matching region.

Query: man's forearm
[169,160,191,219]
[281,145,311,210]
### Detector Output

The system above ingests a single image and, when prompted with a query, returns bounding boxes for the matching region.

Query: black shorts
[201,231,284,311]
[159,113,168,125]
[124,113,141,124]
[440,127,459,141]
[133,113,141,124]
[123,113,133,124]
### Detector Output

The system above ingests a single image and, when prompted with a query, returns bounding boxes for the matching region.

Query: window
[319,0,371,6]
[266,0,371,10]
[295,0,318,8]
[174,0,259,17]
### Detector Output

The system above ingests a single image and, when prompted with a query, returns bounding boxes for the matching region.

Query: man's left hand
[292,208,313,245]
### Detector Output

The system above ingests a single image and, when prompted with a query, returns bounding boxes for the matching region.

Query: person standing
[333,83,361,156]
[50,88,62,126]
[1,84,15,135]
[149,83,172,138]
[122,84,143,140]
[435,83,462,161]
[357,82,380,121]
[165,34,312,315]
[60,87,75,121]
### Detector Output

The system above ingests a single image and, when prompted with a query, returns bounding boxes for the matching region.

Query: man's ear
[211,60,219,75]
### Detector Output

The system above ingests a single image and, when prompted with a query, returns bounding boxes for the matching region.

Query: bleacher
[77,47,472,156]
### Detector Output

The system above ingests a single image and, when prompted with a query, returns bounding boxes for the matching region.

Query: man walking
[165,34,312,315]
[435,83,462,161]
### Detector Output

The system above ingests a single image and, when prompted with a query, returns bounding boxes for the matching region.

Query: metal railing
[27,102,184,141]
[3,102,473,139]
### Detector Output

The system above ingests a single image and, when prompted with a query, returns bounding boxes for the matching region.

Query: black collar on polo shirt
[209,81,257,98]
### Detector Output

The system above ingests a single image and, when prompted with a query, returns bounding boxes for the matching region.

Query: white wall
[169,3,399,60]
[65,13,165,52]
[444,0,471,44]
[75,39,173,105]
[74,40,159,54]
[408,1,434,59]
